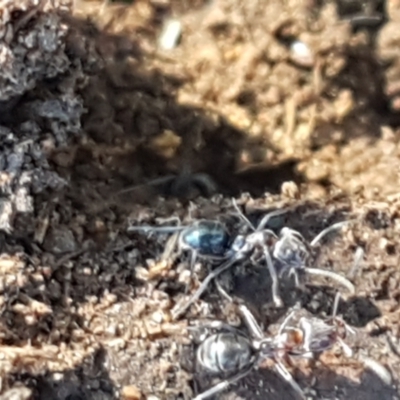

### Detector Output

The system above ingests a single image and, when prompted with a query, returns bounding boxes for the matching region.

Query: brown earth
[1,0,400,399]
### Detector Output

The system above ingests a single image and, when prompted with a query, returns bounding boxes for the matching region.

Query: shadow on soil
[49,0,397,212]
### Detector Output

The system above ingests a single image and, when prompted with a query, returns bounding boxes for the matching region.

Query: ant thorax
[273,228,313,270]
[299,317,339,353]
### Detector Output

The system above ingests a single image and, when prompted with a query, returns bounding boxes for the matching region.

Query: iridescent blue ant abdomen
[180,220,231,257]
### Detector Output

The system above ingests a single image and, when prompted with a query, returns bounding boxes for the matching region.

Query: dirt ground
[1,0,400,399]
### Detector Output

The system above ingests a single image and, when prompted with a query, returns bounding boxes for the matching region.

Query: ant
[191,292,390,399]
[171,199,355,319]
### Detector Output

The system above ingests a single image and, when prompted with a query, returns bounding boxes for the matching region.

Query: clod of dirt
[0,387,32,400]
[43,226,78,254]
[0,0,99,236]
[0,0,71,102]
[121,385,142,400]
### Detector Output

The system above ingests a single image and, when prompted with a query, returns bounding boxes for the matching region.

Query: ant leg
[213,285,266,341]
[332,291,341,318]
[280,227,307,242]
[231,198,255,231]
[214,278,232,303]
[256,208,290,231]
[193,363,254,400]
[287,267,302,288]
[262,228,279,239]
[330,292,356,356]
[305,267,355,294]
[238,304,264,340]
[386,332,400,358]
[171,257,238,320]
[278,310,297,336]
[337,337,354,357]
[262,245,284,308]
[274,358,306,400]
[127,225,184,234]
[310,220,354,247]
[115,175,176,195]
[347,246,364,280]
[359,356,393,386]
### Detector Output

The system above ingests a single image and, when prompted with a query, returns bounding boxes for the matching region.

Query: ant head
[278,327,305,352]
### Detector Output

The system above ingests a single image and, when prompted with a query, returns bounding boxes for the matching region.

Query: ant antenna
[310,220,355,247]
[231,198,255,231]
[278,310,296,336]
[116,175,175,196]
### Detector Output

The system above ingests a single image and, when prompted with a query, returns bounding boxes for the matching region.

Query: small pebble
[289,40,314,68]
[43,226,77,254]
[0,387,32,400]
[158,19,182,50]
[151,310,165,324]
[281,180,300,199]
[121,385,142,400]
